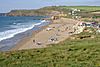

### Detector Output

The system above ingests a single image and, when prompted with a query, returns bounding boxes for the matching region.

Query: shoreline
[10,18,81,51]
[0,16,50,51]
[11,23,50,51]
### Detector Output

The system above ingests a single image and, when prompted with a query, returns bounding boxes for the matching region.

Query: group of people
[32,23,75,46]
[33,40,42,45]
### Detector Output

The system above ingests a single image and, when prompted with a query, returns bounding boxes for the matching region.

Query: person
[33,40,35,43]
[37,42,42,45]
[51,38,54,42]
[65,27,68,31]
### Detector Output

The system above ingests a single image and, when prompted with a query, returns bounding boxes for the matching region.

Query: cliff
[7,9,61,16]
[4,6,100,17]
[6,6,69,16]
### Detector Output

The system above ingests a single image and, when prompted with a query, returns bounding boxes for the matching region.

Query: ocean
[0,16,50,51]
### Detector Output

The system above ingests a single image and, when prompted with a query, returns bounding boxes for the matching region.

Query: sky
[0,0,100,13]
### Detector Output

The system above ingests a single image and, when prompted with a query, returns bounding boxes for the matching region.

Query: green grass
[38,6,100,18]
[0,30,100,67]
[42,6,100,12]
[8,6,100,17]
[61,6,100,11]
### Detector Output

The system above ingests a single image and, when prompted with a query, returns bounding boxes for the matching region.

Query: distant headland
[0,6,100,18]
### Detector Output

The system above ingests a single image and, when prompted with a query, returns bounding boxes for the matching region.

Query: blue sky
[0,0,100,13]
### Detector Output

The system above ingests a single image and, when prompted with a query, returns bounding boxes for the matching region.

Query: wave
[0,20,46,42]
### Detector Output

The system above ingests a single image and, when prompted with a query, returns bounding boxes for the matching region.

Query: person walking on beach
[33,40,35,43]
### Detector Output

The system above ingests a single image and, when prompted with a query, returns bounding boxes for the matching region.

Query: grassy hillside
[7,6,100,17]
[41,6,100,11]
[59,6,100,11]
[7,10,55,16]
[0,28,100,67]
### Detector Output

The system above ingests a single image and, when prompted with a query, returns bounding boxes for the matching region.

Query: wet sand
[11,18,80,51]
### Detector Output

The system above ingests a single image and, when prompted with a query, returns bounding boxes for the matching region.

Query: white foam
[0,20,46,42]
[41,20,49,23]
[41,20,46,22]
[13,22,16,25]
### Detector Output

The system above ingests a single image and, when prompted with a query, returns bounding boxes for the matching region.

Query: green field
[41,6,100,12]
[7,6,100,17]
[38,6,100,18]
[60,6,100,11]
[0,28,100,67]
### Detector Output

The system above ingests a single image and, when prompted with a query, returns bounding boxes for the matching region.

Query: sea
[0,16,50,51]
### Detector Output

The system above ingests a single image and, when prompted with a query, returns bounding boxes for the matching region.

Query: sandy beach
[11,18,81,51]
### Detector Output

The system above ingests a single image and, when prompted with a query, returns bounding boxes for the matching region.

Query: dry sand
[11,18,80,51]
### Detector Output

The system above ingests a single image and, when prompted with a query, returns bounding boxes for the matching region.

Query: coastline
[11,25,48,51]
[11,18,81,51]
[0,16,51,51]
